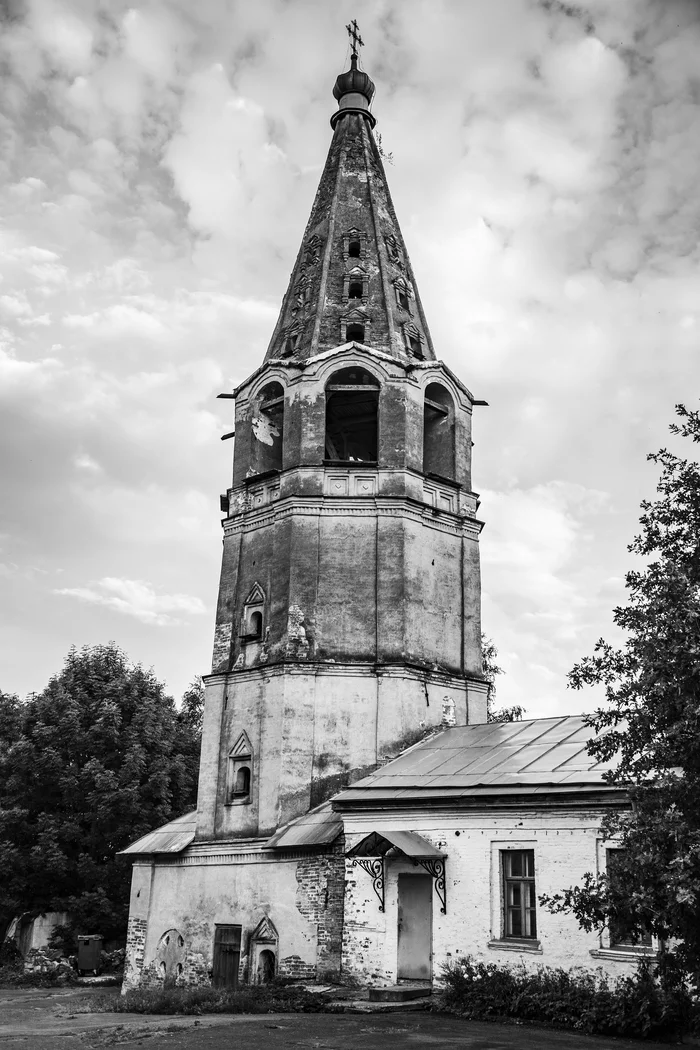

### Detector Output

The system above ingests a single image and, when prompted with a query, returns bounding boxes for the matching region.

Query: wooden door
[212,924,241,989]
[397,874,432,980]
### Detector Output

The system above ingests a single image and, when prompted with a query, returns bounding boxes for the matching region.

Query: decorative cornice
[222,494,484,539]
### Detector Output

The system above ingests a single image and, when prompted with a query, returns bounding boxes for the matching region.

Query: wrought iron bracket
[415,857,447,914]
[353,856,385,911]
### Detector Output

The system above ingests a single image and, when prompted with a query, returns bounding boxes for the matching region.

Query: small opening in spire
[347,322,365,342]
[408,333,423,357]
[348,281,363,300]
[397,288,409,311]
[348,239,361,258]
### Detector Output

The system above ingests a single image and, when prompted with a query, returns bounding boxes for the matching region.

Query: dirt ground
[0,986,663,1049]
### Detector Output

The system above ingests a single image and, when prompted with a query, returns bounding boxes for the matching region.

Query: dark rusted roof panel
[334,715,618,803]
[119,810,197,855]
[266,801,343,849]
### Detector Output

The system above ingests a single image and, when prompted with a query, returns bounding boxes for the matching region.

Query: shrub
[105,982,342,1015]
[439,956,697,1040]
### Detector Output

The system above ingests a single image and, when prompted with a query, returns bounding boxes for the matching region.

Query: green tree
[542,404,700,980]
[0,644,201,944]
[482,634,524,723]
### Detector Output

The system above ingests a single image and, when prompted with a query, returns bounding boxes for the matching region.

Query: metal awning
[346,830,447,914]
[347,829,444,860]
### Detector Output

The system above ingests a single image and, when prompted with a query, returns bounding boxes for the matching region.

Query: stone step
[368,985,432,1002]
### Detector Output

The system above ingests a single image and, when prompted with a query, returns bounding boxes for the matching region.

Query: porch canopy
[346,830,447,913]
[347,829,444,860]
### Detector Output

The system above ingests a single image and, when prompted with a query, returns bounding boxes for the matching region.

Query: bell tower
[196,34,488,842]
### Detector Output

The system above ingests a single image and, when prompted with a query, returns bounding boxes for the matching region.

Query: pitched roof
[118,810,197,855]
[265,800,343,849]
[334,715,621,805]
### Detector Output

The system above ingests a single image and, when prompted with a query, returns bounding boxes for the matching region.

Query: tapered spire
[264,36,435,365]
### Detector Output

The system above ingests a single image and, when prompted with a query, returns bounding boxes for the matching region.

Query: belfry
[121,33,490,990]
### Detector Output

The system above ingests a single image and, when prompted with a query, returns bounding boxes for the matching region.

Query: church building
[121,37,652,992]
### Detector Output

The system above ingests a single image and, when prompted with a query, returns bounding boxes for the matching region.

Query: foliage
[541,405,700,978]
[439,955,696,1039]
[0,644,202,944]
[100,982,343,1015]
[482,634,525,723]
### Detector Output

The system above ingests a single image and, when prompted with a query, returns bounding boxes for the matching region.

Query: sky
[0,0,698,717]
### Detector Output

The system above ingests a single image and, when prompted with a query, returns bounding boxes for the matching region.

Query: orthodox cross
[345,19,364,59]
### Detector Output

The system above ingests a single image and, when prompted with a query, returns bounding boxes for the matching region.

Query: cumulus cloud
[54,577,207,626]
[0,0,698,711]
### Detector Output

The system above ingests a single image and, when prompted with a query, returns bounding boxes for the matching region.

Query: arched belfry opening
[423,383,456,481]
[251,381,284,475]
[324,367,380,463]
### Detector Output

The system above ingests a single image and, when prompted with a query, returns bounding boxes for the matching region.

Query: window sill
[488,939,542,955]
[225,798,252,807]
[589,947,656,962]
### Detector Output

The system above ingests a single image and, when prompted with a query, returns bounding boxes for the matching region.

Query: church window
[423,383,455,481]
[282,327,301,357]
[394,279,411,312]
[240,583,266,641]
[348,281,363,300]
[343,228,365,263]
[227,732,253,805]
[502,850,537,940]
[251,382,284,474]
[403,321,423,358]
[325,367,379,463]
[346,322,365,342]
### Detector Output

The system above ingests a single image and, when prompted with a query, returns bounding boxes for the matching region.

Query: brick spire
[263,49,435,364]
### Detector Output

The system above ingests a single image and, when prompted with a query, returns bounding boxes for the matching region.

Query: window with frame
[606,850,653,949]
[502,849,537,940]
[227,732,253,805]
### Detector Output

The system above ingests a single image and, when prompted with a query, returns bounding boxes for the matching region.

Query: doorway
[397,874,432,980]
[212,924,241,989]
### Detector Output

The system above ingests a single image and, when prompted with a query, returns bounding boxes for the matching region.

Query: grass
[86,982,344,1015]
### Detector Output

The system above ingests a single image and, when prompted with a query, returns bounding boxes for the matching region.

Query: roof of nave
[334,714,623,806]
[262,51,435,367]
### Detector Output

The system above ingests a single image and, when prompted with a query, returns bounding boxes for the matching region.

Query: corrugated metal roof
[266,801,343,849]
[119,810,198,855]
[347,829,444,859]
[335,715,619,803]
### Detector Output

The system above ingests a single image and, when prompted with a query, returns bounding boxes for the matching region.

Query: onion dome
[333,53,375,105]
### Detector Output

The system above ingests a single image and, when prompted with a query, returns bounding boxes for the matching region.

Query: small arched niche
[227,731,253,805]
[249,916,279,985]
[423,383,456,481]
[251,381,284,475]
[325,367,380,463]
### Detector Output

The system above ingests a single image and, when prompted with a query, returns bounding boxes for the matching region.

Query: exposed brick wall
[122,917,148,991]
[294,839,346,978]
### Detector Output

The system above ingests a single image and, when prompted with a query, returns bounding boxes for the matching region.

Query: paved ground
[0,987,667,1049]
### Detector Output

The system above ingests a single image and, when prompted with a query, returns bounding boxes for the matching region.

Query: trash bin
[77,934,103,976]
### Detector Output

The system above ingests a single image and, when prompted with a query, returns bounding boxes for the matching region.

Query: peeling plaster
[251,415,280,446]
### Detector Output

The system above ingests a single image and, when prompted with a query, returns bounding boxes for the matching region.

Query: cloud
[54,577,207,626]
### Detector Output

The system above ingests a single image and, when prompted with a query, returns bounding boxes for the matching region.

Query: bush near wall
[439,956,698,1040]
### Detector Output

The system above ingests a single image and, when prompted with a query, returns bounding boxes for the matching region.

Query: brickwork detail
[122,917,148,990]
[211,622,232,672]
[294,840,346,978]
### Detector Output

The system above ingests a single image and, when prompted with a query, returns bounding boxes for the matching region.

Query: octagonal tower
[196,49,488,843]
